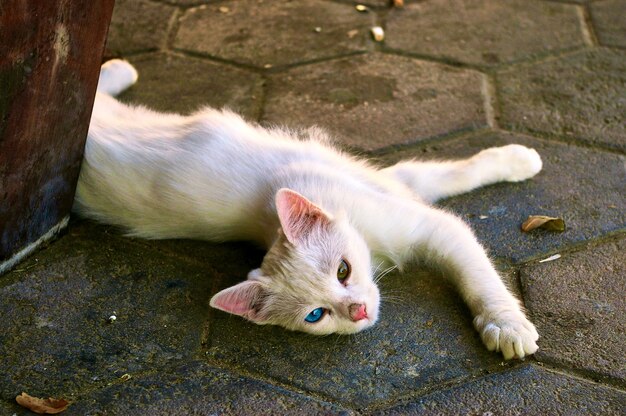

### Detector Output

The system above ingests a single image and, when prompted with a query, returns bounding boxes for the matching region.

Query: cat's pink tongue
[349,303,368,321]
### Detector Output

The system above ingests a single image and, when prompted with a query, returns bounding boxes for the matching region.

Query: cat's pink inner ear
[209,281,266,322]
[275,188,330,244]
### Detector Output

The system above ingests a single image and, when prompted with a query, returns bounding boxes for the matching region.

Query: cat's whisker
[379,295,406,305]
[380,291,407,300]
[379,287,408,305]
[374,265,398,284]
[372,260,385,278]
[374,266,391,284]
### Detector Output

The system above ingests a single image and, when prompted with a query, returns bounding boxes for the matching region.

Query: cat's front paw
[474,310,539,360]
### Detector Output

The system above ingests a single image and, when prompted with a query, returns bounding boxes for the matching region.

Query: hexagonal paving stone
[0,400,16,415]
[521,236,626,383]
[385,0,585,67]
[173,0,374,68]
[263,53,486,151]
[0,221,212,400]
[590,0,626,48]
[497,49,626,151]
[205,265,512,408]
[376,132,626,263]
[374,365,626,415]
[106,0,176,55]
[117,53,263,118]
[64,361,350,415]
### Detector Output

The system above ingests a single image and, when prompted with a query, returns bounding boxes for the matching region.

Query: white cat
[76,60,541,360]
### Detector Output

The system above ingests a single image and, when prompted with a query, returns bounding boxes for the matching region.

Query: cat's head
[210,188,380,335]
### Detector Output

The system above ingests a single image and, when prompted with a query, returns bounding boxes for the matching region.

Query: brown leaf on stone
[521,215,566,232]
[15,392,69,414]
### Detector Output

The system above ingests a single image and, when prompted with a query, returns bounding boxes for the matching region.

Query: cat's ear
[275,188,331,245]
[210,281,267,322]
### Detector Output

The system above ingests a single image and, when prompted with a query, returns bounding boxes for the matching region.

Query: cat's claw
[474,310,539,360]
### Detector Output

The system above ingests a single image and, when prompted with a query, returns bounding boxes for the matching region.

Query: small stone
[370,26,385,42]
[355,5,368,12]
[218,6,230,13]
[347,29,359,38]
[314,27,322,33]
[539,254,561,263]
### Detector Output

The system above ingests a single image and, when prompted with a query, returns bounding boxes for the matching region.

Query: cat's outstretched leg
[97,59,138,96]
[388,203,539,359]
[381,145,542,203]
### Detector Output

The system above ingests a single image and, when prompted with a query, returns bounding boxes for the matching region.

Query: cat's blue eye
[305,307,325,323]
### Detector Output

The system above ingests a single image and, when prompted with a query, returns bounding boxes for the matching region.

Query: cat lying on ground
[76,59,541,360]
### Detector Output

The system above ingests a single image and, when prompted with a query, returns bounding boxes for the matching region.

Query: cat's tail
[96,59,138,96]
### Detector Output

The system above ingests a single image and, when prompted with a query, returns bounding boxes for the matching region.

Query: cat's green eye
[337,259,351,283]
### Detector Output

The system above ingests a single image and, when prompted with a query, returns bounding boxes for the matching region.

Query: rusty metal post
[0,0,115,273]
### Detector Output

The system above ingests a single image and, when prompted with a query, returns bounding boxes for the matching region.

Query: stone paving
[1,0,625,414]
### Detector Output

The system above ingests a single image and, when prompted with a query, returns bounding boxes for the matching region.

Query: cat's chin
[334,313,379,335]
[342,319,377,335]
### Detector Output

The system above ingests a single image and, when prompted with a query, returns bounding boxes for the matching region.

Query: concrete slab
[64,361,350,416]
[590,0,626,48]
[385,0,584,67]
[376,131,626,263]
[263,53,486,151]
[106,0,176,55]
[173,0,374,68]
[521,236,626,384]
[117,52,263,118]
[0,221,212,401]
[497,49,626,152]
[373,365,626,415]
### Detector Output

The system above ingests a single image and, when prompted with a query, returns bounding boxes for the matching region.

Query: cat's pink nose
[349,303,368,321]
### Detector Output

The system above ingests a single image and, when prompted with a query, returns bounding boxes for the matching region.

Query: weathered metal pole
[0,0,115,273]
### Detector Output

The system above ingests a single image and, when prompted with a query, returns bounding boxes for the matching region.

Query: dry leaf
[393,0,405,7]
[521,215,565,232]
[15,392,69,414]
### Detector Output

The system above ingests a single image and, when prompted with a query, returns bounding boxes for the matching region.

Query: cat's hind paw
[479,144,543,183]
[98,59,138,96]
[474,310,539,360]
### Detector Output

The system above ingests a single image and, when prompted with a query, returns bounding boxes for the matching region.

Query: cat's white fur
[76,60,541,359]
